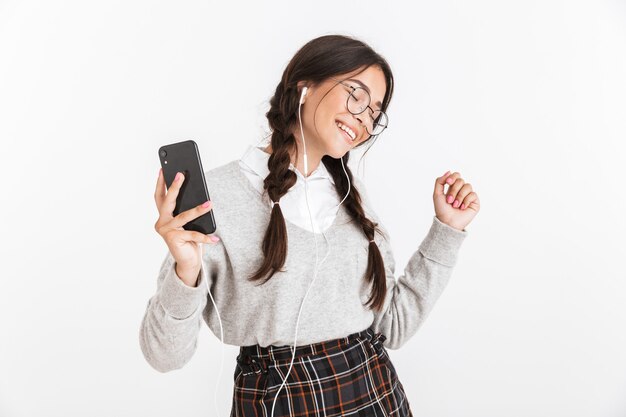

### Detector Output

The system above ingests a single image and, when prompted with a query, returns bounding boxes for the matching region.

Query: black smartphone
[158,139,216,234]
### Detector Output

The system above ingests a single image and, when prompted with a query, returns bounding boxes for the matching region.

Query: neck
[263,138,322,178]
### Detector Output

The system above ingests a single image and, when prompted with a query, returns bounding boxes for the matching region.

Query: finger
[161,172,186,217]
[471,198,480,209]
[170,199,213,229]
[154,168,166,207]
[445,174,464,204]
[442,171,460,198]
[461,192,478,210]
[445,171,460,186]
[468,193,480,209]
[452,183,472,208]
[186,230,220,244]
[434,170,452,196]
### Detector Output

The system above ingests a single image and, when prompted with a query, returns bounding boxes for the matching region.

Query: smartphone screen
[158,139,216,234]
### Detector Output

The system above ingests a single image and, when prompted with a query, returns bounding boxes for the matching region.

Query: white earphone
[267,84,352,417]
[300,86,309,175]
[205,83,353,417]
[300,86,308,104]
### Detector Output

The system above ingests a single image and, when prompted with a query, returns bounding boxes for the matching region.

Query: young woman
[141,34,480,417]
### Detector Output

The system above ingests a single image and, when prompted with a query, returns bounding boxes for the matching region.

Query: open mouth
[336,121,356,143]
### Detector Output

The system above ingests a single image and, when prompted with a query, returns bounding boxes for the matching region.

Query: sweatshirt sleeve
[138,249,209,373]
[354,177,468,350]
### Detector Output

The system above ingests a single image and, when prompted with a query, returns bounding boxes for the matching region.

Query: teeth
[336,122,356,140]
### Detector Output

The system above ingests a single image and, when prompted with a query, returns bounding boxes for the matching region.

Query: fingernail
[175,172,181,181]
[210,236,220,242]
[202,200,210,208]
[443,170,450,177]
[453,200,460,208]
[461,203,466,210]
[446,177,454,184]
[447,195,454,204]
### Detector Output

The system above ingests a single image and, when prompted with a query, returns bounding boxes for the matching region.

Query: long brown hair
[247,34,395,313]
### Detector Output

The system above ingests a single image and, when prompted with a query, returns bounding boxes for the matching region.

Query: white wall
[1,0,625,416]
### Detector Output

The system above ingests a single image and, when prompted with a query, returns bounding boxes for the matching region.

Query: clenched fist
[433,170,480,232]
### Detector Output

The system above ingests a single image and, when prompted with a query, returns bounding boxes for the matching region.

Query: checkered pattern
[231,328,413,416]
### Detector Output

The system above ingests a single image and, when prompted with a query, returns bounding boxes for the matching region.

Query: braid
[322,154,388,312]
[247,82,298,284]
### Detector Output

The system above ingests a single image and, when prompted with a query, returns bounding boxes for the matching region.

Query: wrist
[175,262,201,287]
[435,215,465,232]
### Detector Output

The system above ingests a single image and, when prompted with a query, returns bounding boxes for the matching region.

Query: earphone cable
[269,89,351,417]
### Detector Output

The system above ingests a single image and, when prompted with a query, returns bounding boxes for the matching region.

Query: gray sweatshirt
[139,159,468,372]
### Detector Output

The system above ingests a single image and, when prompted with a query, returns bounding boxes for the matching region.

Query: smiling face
[292,65,387,160]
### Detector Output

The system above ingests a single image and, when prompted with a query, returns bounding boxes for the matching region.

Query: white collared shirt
[238,144,341,234]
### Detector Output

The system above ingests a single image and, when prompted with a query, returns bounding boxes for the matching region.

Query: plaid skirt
[231,327,413,417]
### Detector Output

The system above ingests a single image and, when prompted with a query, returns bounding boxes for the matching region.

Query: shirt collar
[240,144,335,185]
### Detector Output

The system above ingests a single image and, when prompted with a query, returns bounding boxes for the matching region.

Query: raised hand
[433,170,480,231]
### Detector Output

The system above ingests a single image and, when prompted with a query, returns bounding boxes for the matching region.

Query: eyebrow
[346,78,383,109]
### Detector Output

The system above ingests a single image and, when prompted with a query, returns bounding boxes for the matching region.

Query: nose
[353,114,372,134]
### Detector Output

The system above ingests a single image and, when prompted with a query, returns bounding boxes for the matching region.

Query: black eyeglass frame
[329,77,389,138]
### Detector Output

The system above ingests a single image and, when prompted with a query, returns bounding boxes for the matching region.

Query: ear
[296,80,310,99]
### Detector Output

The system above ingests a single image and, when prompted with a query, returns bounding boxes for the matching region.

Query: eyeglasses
[330,77,389,137]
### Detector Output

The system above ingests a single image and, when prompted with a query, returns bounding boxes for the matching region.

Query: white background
[1,0,625,416]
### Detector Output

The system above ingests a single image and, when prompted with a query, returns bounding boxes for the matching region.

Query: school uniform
[140,144,468,416]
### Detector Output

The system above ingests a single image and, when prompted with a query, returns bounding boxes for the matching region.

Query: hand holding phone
[154,169,220,286]
[154,140,219,287]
